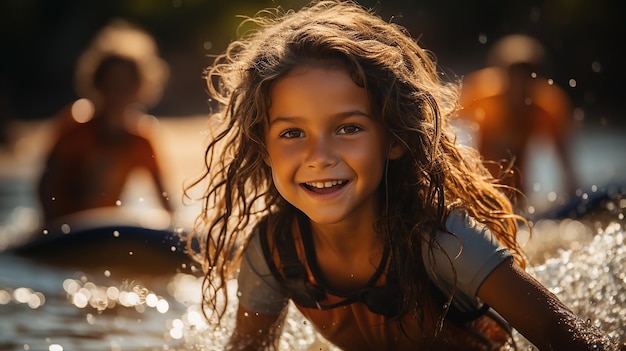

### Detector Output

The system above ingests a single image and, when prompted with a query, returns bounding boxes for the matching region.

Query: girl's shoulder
[423,208,513,309]
[244,214,284,273]
[435,208,511,259]
[238,218,289,314]
[443,208,482,234]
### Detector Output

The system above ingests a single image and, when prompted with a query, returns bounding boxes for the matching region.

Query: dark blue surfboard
[4,208,200,276]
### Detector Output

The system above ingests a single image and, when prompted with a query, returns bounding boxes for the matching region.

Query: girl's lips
[302,180,349,194]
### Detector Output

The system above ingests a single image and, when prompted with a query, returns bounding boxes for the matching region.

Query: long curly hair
[186,0,527,335]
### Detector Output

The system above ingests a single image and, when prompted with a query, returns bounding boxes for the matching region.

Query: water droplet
[0,290,10,304]
[70,98,94,123]
[478,33,487,44]
[547,191,557,202]
[591,61,602,73]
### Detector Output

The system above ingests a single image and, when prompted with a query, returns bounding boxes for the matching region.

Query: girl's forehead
[267,66,376,129]
[272,65,366,99]
[276,60,365,93]
[264,63,378,119]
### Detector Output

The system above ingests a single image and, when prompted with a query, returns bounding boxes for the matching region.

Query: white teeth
[306,180,346,189]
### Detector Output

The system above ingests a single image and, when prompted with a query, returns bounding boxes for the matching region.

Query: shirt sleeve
[422,209,512,312]
[237,228,289,315]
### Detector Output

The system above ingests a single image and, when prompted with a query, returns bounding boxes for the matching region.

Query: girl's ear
[388,140,405,160]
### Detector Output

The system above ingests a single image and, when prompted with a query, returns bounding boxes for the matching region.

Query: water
[524,219,626,348]
[2,203,625,351]
[0,254,195,350]
[1,118,625,350]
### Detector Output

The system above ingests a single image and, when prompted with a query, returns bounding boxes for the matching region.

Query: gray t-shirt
[237,209,512,315]
[421,209,512,312]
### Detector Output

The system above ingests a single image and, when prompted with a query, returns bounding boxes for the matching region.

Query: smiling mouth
[303,180,348,194]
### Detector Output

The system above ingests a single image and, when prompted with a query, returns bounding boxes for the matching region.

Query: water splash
[62,276,172,314]
[517,221,625,349]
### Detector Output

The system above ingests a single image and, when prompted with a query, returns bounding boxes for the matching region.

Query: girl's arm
[478,258,624,350]
[229,219,291,349]
[228,304,286,351]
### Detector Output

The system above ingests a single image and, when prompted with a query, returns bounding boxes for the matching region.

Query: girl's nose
[305,135,337,169]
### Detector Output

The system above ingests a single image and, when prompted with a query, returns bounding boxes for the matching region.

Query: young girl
[187,1,624,350]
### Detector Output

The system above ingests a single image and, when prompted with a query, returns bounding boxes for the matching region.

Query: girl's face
[265,66,403,225]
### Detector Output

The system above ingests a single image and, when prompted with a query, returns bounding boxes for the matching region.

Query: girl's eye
[337,125,362,135]
[279,129,304,139]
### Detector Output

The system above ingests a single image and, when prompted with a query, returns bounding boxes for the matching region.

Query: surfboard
[4,207,199,276]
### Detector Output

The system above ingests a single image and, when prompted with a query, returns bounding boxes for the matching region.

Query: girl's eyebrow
[268,116,300,127]
[269,110,372,127]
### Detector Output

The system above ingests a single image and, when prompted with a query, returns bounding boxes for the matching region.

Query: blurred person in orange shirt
[37,19,172,223]
[459,34,578,207]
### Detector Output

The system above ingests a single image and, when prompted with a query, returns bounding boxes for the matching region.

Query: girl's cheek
[274,143,302,160]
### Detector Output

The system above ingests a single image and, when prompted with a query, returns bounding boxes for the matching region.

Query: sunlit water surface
[1,208,625,350]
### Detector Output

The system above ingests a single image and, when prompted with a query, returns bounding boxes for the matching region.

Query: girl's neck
[301,215,386,291]
[308,217,381,255]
